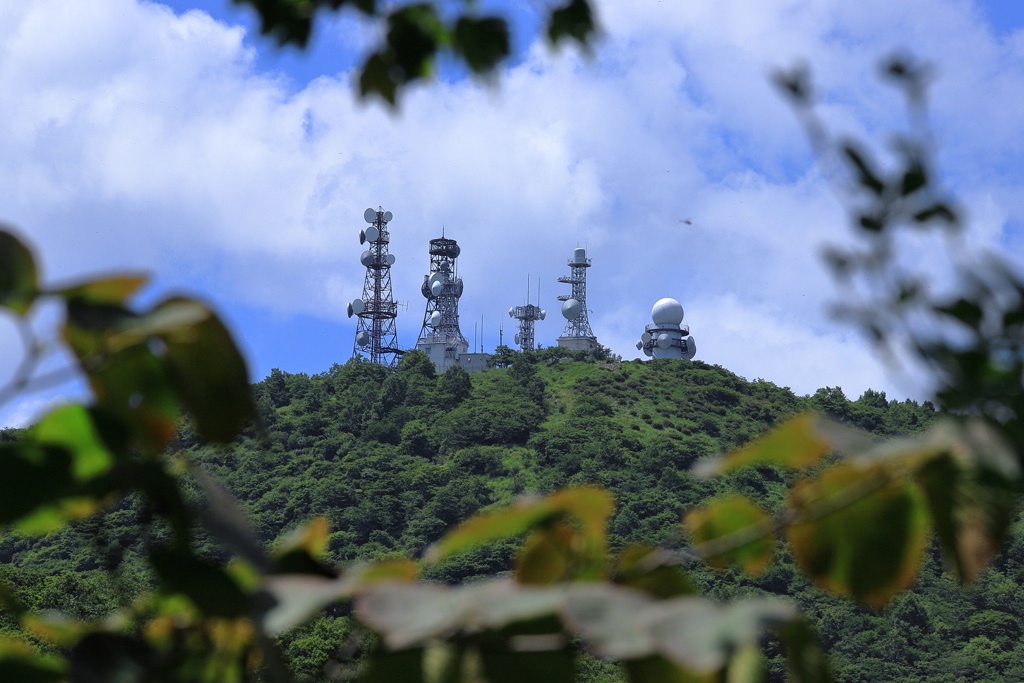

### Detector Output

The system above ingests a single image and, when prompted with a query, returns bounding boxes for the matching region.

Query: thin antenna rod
[527,274,530,304]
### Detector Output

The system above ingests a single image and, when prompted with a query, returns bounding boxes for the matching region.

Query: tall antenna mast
[556,246,598,351]
[349,206,401,366]
[415,232,469,372]
[509,272,545,352]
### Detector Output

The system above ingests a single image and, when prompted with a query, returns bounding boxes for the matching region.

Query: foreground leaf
[683,495,774,575]
[0,228,38,314]
[787,464,930,607]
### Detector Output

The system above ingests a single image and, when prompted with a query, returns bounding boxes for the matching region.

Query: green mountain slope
[3,350,1022,682]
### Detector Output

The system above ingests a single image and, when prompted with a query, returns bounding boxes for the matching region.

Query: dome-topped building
[637,297,696,360]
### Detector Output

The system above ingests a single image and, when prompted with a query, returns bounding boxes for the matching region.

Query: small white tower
[637,298,696,360]
[556,246,598,351]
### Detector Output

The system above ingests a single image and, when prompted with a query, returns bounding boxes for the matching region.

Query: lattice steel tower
[509,278,546,351]
[348,207,401,367]
[556,247,598,351]
[416,234,469,371]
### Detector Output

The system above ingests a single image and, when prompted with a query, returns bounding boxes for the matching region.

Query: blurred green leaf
[55,274,147,306]
[363,647,424,683]
[479,621,574,683]
[0,443,77,526]
[453,16,510,74]
[69,633,155,683]
[935,298,984,329]
[359,52,399,104]
[777,618,831,683]
[155,298,255,444]
[625,655,712,683]
[900,161,927,196]
[150,548,250,618]
[683,495,774,575]
[234,0,373,47]
[724,642,764,683]
[0,637,65,682]
[547,0,596,47]
[0,228,38,314]
[787,464,930,607]
[517,522,575,584]
[615,545,697,600]
[912,203,956,224]
[32,405,114,480]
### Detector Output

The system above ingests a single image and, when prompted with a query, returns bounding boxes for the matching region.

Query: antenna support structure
[348,206,403,367]
[416,235,471,373]
[509,303,544,351]
[636,298,696,360]
[556,247,598,351]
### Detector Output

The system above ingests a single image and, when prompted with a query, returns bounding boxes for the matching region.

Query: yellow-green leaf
[517,522,575,585]
[615,545,697,600]
[31,405,114,480]
[787,464,930,607]
[0,228,38,315]
[684,495,774,576]
[55,274,148,306]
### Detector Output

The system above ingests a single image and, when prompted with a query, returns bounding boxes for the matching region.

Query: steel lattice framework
[510,304,543,351]
[557,253,596,341]
[417,236,468,365]
[353,207,401,367]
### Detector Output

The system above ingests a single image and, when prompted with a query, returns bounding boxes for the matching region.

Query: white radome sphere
[651,298,684,325]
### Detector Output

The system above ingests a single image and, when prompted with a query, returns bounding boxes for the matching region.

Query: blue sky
[3,0,1024,426]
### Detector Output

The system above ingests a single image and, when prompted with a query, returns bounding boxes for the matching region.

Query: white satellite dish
[641,332,651,344]
[351,298,365,315]
[657,333,672,349]
[635,340,643,350]
[429,311,442,327]
[454,281,463,298]
[431,280,442,297]
[643,346,653,357]
[540,310,546,320]
[508,307,515,317]
[364,226,379,242]
[364,208,376,223]
[514,333,521,345]
[355,330,370,347]
[383,211,393,222]
[359,230,366,245]
[428,272,444,290]
[561,298,582,320]
[347,303,354,318]
[385,253,396,265]
[684,336,696,359]
[359,250,374,266]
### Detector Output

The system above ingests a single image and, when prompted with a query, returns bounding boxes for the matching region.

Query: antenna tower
[416,234,469,371]
[509,277,545,351]
[557,247,598,350]
[348,206,402,367]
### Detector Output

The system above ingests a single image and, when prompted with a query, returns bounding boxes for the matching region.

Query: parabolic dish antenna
[347,303,354,318]
[428,272,444,290]
[641,332,651,343]
[561,298,582,320]
[383,211,393,222]
[421,280,432,298]
[431,280,443,297]
[356,330,370,347]
[508,307,515,317]
[364,208,377,223]
[364,226,379,242]
[385,254,396,265]
[359,250,374,267]
[351,298,365,314]
[684,336,696,360]
[429,311,442,327]
[514,333,521,345]
[540,309,546,320]
[359,230,366,245]
[635,340,643,350]
[657,333,671,349]
[454,281,463,298]
[643,346,653,357]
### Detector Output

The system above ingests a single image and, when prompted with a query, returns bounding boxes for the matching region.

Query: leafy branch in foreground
[234,0,597,106]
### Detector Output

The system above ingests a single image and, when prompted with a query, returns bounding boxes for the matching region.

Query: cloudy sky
[1,0,1023,426]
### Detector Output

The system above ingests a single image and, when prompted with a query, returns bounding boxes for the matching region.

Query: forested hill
[5,349,1024,682]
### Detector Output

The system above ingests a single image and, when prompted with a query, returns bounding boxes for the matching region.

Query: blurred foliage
[233,0,597,106]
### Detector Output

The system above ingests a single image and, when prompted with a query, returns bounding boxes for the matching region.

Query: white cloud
[1,0,1023,424]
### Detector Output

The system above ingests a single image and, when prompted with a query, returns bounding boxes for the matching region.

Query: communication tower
[416,234,469,372]
[557,247,598,351]
[636,298,696,360]
[347,207,402,367]
[509,278,546,351]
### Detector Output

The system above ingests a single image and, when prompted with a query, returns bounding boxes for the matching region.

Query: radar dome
[651,298,684,325]
[573,247,587,263]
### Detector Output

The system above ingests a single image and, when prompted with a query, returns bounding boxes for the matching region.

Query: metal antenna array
[348,207,402,367]
[509,277,545,351]
[416,235,468,371]
[557,247,598,350]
